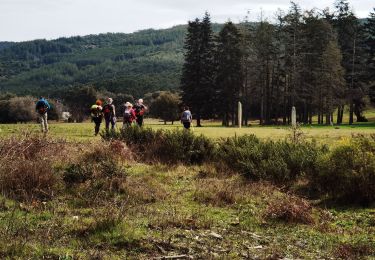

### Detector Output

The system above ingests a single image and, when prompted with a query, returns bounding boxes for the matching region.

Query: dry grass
[263,194,314,225]
[193,175,277,207]
[334,242,375,260]
[0,133,69,201]
[123,174,168,204]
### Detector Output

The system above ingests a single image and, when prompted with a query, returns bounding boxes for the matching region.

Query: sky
[0,0,373,42]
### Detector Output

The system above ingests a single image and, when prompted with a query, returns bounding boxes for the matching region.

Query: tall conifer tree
[181,13,215,126]
[364,9,375,105]
[215,22,243,126]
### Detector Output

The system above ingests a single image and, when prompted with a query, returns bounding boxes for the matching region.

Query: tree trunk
[326,113,330,125]
[349,36,356,125]
[340,105,344,124]
[196,112,202,127]
[349,101,354,125]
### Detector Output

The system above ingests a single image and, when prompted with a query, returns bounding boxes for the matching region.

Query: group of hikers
[90,98,147,135]
[35,96,193,135]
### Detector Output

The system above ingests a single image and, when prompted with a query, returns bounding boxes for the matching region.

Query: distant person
[181,106,192,130]
[35,96,51,133]
[91,100,103,136]
[102,97,116,131]
[133,98,147,127]
[123,102,136,128]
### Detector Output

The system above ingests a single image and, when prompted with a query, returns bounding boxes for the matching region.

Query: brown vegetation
[263,194,314,225]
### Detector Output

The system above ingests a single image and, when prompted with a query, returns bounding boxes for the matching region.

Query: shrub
[334,241,375,259]
[102,126,215,164]
[216,135,322,184]
[263,194,314,224]
[311,135,375,204]
[62,142,127,198]
[0,135,66,201]
[63,163,93,184]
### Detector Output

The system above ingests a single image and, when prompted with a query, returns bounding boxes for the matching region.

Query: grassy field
[1,119,374,144]
[0,115,374,258]
[0,138,374,259]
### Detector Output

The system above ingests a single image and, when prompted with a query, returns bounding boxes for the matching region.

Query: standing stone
[291,106,297,127]
[238,101,242,128]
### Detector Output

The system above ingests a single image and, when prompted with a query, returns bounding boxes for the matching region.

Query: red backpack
[103,104,113,117]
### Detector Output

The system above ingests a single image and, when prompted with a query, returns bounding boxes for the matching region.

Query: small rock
[230,217,240,226]
[209,232,223,240]
[250,232,262,240]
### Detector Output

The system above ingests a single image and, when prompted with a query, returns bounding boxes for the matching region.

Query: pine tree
[181,19,201,122]
[283,2,303,109]
[215,22,243,126]
[301,12,337,124]
[253,20,276,125]
[198,12,216,123]
[320,39,345,124]
[364,8,375,105]
[180,13,215,127]
[333,0,366,124]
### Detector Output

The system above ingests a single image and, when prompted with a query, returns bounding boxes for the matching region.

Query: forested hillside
[0,26,189,97]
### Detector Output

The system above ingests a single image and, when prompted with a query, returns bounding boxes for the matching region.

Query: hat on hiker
[125,102,132,107]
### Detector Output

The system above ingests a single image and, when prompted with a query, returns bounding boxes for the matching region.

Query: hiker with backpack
[102,97,116,131]
[123,102,136,128]
[91,100,103,136]
[181,106,192,130]
[35,96,51,133]
[133,98,147,127]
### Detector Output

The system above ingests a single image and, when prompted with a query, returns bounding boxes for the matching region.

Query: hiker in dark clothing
[123,102,136,128]
[181,106,192,130]
[133,98,147,127]
[91,100,103,136]
[35,96,51,133]
[102,97,116,131]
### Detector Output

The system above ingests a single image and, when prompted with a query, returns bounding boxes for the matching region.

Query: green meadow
[0,110,374,259]
[1,118,374,144]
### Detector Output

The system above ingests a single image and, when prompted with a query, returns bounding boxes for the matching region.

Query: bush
[311,135,375,204]
[102,126,215,164]
[0,96,37,123]
[0,135,66,201]
[62,142,127,197]
[216,135,322,184]
[334,240,375,259]
[263,194,314,224]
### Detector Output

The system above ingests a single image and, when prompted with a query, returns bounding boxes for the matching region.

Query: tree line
[181,1,375,126]
[0,87,182,124]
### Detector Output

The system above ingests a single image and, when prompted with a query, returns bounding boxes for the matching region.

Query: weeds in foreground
[263,194,314,224]
[0,134,67,202]
[334,241,375,259]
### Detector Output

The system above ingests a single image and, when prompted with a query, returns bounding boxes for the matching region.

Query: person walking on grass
[123,102,136,128]
[133,98,147,127]
[91,100,103,136]
[102,97,116,131]
[181,106,192,130]
[35,96,51,133]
